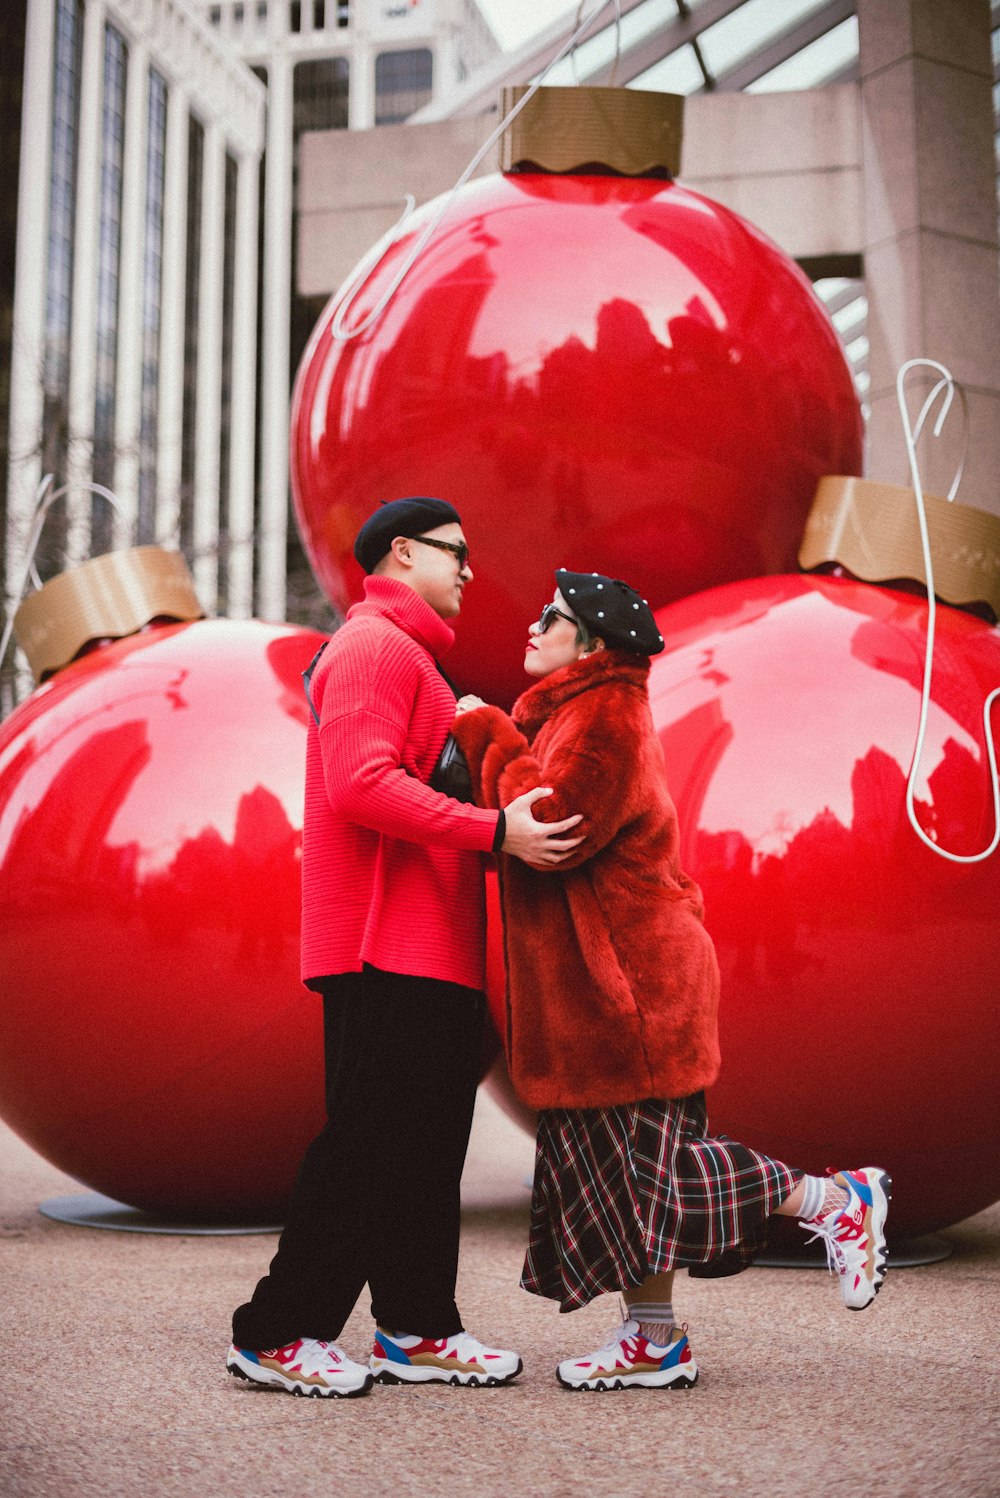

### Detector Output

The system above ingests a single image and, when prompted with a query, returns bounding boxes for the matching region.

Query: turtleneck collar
[347,574,456,659]
[512,649,651,737]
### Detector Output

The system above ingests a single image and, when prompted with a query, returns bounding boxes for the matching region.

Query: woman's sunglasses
[537,604,577,633]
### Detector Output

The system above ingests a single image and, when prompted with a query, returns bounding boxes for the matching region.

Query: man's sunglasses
[537,603,577,633]
[412,535,470,570]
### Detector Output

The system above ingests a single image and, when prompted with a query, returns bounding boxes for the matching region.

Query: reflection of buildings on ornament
[3,0,1000,711]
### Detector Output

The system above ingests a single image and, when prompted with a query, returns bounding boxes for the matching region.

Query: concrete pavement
[1,1094,998,1497]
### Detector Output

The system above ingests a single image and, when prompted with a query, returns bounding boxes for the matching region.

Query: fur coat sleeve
[452,697,638,871]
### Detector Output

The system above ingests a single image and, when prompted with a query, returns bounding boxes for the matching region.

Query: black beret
[555,569,664,655]
[354,496,462,574]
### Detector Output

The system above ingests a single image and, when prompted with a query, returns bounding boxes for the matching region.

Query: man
[227,497,582,1397]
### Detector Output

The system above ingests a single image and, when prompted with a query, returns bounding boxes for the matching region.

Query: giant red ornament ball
[643,572,1000,1239]
[0,618,327,1221]
[291,171,862,706]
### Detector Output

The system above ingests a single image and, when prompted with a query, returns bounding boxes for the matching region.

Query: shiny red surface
[0,619,328,1221]
[291,171,862,706]
[645,574,1000,1237]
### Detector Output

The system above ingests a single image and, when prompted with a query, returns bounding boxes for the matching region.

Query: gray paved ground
[1,1095,998,1498]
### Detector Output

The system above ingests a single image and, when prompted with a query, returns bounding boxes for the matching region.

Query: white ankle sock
[626,1300,674,1347]
[799,1174,849,1222]
[797,1174,827,1222]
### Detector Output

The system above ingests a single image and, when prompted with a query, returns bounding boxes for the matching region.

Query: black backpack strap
[305,643,455,727]
[302,641,329,726]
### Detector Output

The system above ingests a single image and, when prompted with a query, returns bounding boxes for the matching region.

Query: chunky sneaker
[227,1337,373,1397]
[371,1329,522,1387]
[801,1166,892,1310]
[556,1318,698,1392]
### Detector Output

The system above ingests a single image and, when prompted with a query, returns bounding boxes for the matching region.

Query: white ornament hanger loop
[0,475,129,673]
[330,0,624,344]
[896,359,999,864]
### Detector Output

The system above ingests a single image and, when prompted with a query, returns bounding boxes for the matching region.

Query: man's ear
[388,535,413,567]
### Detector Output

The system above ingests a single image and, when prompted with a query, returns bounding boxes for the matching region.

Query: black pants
[231,966,485,1349]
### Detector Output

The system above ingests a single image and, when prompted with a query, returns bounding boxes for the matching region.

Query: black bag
[429,661,475,803]
[429,727,475,803]
[302,642,475,804]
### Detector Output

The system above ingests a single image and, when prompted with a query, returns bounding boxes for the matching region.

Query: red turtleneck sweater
[301,575,501,990]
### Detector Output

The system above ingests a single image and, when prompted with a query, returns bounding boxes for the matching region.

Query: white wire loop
[896,358,1000,863]
[570,0,622,87]
[330,0,623,343]
[0,475,129,674]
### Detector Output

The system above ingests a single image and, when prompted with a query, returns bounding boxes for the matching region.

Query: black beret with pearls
[555,569,664,655]
[354,496,462,574]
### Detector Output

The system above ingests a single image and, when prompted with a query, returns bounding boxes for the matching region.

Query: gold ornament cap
[499,85,683,178]
[13,546,204,682]
[799,476,1000,621]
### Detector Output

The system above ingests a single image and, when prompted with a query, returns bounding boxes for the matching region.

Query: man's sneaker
[801,1166,892,1310]
[370,1329,522,1386]
[556,1319,698,1392]
[227,1337,373,1397]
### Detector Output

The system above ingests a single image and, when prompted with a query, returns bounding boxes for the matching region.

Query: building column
[858,0,1000,516]
[227,149,261,618]
[258,52,293,621]
[348,37,374,129]
[193,120,226,611]
[5,0,56,617]
[65,0,108,562]
[155,82,190,552]
[112,37,150,547]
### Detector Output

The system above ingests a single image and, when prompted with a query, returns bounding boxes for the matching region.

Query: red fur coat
[452,650,721,1110]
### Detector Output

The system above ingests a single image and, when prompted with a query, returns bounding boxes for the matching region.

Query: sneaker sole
[848,1168,892,1312]
[557,1365,699,1393]
[227,1353,373,1398]
[371,1359,523,1388]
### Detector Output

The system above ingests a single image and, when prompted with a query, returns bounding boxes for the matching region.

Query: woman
[452,568,890,1392]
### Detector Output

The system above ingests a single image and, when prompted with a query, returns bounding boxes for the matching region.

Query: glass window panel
[630,43,705,95]
[92,24,128,549]
[698,0,829,79]
[217,153,238,614]
[374,48,433,125]
[544,0,678,87]
[138,69,168,544]
[293,56,350,135]
[479,0,571,52]
[180,115,204,563]
[42,0,84,505]
[747,16,859,92]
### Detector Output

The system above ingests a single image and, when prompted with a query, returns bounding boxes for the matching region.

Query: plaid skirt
[522,1093,801,1312]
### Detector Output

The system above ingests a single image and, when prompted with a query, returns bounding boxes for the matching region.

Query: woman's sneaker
[371,1329,522,1386]
[226,1337,373,1397]
[801,1166,892,1310]
[556,1319,698,1392]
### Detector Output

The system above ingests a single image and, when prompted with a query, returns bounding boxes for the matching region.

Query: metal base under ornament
[39,1192,281,1236]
